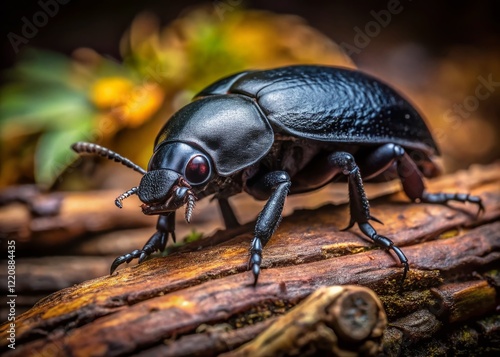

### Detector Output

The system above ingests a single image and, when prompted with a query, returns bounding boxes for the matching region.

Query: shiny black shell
[154,95,274,176]
[155,65,438,176]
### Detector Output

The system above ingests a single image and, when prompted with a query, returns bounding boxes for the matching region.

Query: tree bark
[1,162,499,356]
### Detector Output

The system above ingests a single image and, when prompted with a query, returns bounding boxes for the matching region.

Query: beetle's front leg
[110,213,176,274]
[329,152,409,284]
[246,171,291,284]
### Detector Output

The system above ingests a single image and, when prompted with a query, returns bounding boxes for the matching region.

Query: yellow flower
[90,77,134,109]
[91,77,165,128]
[115,82,165,127]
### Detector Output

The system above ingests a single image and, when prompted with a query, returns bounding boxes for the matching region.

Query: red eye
[185,155,210,184]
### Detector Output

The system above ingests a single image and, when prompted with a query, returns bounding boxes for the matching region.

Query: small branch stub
[224,285,387,357]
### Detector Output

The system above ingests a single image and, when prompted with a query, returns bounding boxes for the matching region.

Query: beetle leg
[356,143,405,180]
[329,152,409,287]
[358,144,484,214]
[246,171,291,285]
[110,213,176,274]
[218,198,240,229]
[396,151,484,214]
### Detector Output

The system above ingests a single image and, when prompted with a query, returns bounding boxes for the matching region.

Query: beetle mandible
[72,65,483,286]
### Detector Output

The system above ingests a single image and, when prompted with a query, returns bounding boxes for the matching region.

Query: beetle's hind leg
[400,158,484,213]
[328,151,409,285]
[358,144,484,214]
[110,213,176,274]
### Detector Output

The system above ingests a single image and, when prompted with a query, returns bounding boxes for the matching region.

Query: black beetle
[72,65,483,286]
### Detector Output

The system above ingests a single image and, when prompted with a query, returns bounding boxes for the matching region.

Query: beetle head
[135,142,213,222]
[72,141,211,223]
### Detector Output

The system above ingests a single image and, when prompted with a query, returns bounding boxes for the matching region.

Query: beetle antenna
[185,192,196,223]
[72,142,147,175]
[115,187,139,208]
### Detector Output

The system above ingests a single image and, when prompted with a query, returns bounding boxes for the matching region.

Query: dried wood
[0,190,154,248]
[223,286,387,357]
[0,162,498,356]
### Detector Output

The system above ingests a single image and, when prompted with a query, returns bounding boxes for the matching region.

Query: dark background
[2,0,499,173]
[2,0,499,71]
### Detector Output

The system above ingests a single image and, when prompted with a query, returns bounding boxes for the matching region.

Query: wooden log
[0,162,499,356]
[0,180,400,252]
[0,190,155,249]
[430,280,497,323]
[223,286,387,357]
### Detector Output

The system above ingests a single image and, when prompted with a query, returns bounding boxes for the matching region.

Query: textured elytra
[196,65,438,156]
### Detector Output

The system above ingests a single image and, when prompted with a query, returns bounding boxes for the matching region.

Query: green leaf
[6,49,73,85]
[34,119,94,187]
[0,87,91,136]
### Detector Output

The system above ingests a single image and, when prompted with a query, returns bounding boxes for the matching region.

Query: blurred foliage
[0,6,354,189]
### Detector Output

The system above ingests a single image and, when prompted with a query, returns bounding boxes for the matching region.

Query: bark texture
[0,162,499,356]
